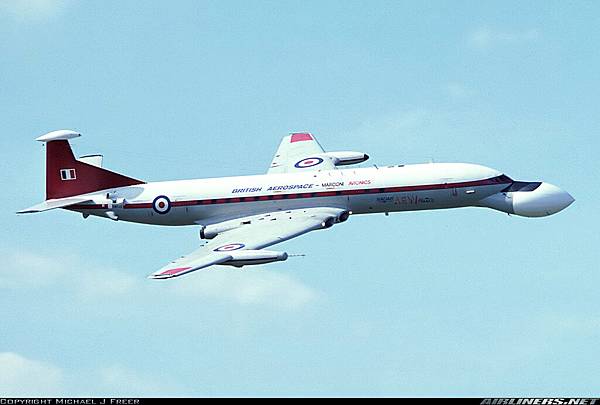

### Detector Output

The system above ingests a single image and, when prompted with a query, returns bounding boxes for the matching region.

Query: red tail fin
[45,139,144,200]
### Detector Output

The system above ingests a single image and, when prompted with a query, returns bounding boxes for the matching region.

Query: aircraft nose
[512,182,575,217]
[541,182,575,212]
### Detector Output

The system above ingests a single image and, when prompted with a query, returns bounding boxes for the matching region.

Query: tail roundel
[37,130,144,200]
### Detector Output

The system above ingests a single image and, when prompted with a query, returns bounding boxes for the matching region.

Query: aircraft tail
[37,130,144,200]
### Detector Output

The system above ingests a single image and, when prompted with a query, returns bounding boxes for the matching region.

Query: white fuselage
[71,163,512,226]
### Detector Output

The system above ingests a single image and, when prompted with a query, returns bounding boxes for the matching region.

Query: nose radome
[512,182,575,217]
[541,182,575,210]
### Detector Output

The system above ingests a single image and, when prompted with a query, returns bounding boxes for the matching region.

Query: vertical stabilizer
[37,130,144,200]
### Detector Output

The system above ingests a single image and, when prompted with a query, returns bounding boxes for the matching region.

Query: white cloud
[74,266,138,301]
[468,26,540,50]
[0,353,180,396]
[0,352,64,396]
[344,108,436,161]
[95,365,174,396]
[0,251,71,288]
[169,268,321,310]
[445,82,474,100]
[0,0,71,21]
[1,250,320,311]
[351,109,430,139]
[554,315,600,334]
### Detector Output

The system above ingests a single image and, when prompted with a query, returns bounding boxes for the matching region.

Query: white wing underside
[267,132,336,174]
[150,207,347,279]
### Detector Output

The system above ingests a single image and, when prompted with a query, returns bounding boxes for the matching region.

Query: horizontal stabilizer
[17,196,93,214]
[78,154,103,168]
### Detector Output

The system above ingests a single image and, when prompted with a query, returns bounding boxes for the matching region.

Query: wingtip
[147,274,171,280]
[289,132,314,143]
[148,266,193,280]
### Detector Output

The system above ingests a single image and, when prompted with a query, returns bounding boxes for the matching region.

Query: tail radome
[37,130,144,200]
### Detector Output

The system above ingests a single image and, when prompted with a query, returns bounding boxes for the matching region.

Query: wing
[149,207,348,279]
[267,132,336,174]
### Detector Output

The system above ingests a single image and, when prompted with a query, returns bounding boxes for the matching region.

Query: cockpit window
[504,181,542,192]
[491,174,513,183]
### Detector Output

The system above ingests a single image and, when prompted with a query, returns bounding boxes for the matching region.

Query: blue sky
[1,0,598,397]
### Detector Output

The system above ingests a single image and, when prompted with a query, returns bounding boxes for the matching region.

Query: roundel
[294,157,324,169]
[152,195,171,214]
[214,243,245,252]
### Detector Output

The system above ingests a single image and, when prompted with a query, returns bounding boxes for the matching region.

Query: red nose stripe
[290,133,313,142]
[160,267,192,276]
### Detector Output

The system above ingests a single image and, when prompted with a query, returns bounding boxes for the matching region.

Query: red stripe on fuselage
[122,202,153,209]
[172,200,200,207]
[72,176,510,211]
